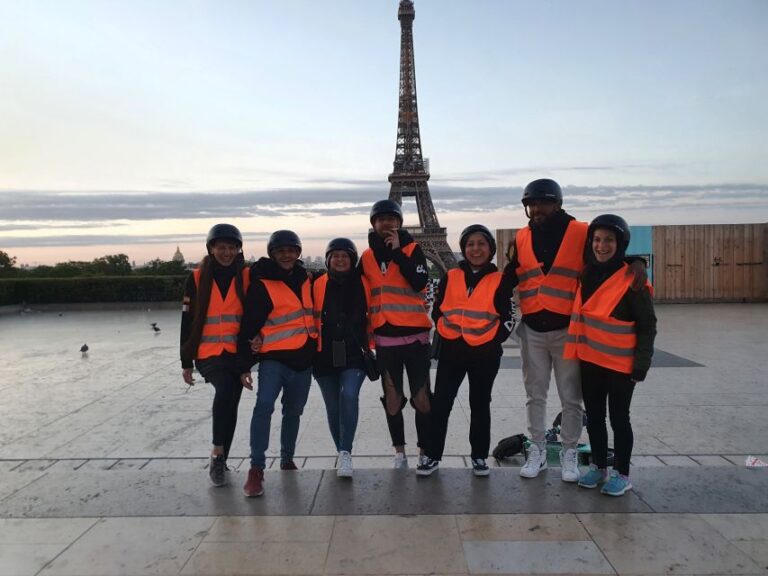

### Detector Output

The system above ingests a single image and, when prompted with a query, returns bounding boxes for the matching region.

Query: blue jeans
[315,368,365,453]
[249,360,312,469]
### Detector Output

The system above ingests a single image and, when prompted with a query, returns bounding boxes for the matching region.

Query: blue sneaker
[601,470,632,496]
[578,464,608,489]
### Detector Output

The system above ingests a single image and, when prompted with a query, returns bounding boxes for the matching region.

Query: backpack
[492,433,528,460]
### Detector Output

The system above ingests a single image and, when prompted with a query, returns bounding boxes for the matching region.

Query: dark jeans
[316,368,366,453]
[581,361,636,476]
[428,353,500,460]
[249,360,312,469]
[196,358,243,461]
[376,341,432,448]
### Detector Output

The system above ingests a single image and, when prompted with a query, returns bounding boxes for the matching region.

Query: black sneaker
[471,457,490,477]
[209,455,226,487]
[416,457,440,476]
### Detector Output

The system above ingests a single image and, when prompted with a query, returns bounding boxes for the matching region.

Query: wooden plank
[694,225,706,300]
[732,224,746,300]
[495,228,517,269]
[652,226,665,299]
[723,224,734,299]
[751,223,762,299]
[673,225,683,300]
[711,224,723,300]
[662,226,675,300]
[763,224,768,300]
[684,224,696,299]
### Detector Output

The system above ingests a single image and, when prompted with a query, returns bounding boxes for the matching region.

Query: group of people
[179,178,657,499]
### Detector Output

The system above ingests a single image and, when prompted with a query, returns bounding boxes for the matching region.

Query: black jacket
[432,260,514,359]
[312,270,369,377]
[236,258,316,373]
[360,228,430,337]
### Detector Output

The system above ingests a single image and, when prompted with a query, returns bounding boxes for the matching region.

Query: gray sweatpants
[519,323,583,450]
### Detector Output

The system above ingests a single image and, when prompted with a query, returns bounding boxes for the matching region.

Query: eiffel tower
[388,0,457,272]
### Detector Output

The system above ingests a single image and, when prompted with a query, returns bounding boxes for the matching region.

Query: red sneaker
[243,467,264,497]
[280,460,298,470]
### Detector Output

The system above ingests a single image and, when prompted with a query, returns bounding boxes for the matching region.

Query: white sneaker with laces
[520,443,547,478]
[393,452,408,469]
[560,448,579,482]
[337,451,353,478]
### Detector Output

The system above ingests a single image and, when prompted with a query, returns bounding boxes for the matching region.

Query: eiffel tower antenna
[388,0,457,272]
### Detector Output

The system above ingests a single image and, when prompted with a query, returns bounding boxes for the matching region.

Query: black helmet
[267,230,302,255]
[522,178,563,206]
[369,199,403,226]
[589,214,631,250]
[206,223,243,252]
[459,224,496,260]
[325,237,358,268]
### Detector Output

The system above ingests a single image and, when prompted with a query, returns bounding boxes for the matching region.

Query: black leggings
[197,361,243,461]
[376,341,432,448]
[581,361,635,476]
[428,353,500,460]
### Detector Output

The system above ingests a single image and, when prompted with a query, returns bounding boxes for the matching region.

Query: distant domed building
[172,246,185,263]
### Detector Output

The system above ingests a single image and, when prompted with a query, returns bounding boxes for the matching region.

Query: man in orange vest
[360,199,432,469]
[237,230,318,497]
[505,179,645,483]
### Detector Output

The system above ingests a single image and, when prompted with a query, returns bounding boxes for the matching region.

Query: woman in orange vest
[180,224,249,487]
[416,225,514,477]
[564,214,656,496]
[312,238,372,478]
[237,230,318,498]
[360,199,433,469]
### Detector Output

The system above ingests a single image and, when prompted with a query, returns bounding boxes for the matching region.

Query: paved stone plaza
[1,303,767,575]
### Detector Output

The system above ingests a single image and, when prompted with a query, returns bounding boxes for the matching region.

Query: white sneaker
[520,443,547,478]
[393,452,408,469]
[337,451,353,478]
[560,448,579,483]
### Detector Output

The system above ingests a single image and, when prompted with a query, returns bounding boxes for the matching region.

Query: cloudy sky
[1,0,766,265]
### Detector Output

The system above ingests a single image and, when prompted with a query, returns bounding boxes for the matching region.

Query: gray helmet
[369,199,403,226]
[459,224,496,260]
[206,223,243,252]
[521,178,563,206]
[267,230,302,255]
[325,237,358,268]
[589,214,631,250]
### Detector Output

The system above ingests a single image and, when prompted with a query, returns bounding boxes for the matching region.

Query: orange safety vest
[436,268,502,346]
[193,268,250,360]
[515,220,588,316]
[360,243,432,330]
[564,263,643,374]
[312,274,374,351]
[259,278,318,353]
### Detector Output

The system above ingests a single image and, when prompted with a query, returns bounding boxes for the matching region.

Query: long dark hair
[181,252,246,360]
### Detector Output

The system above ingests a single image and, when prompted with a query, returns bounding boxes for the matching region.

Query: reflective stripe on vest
[259,278,318,353]
[311,273,374,352]
[436,269,502,346]
[193,267,250,360]
[360,244,432,330]
[563,263,641,374]
[515,220,588,316]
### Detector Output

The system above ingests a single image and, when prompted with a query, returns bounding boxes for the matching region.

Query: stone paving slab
[0,469,322,518]
[310,468,652,516]
[4,466,767,518]
[630,467,768,514]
